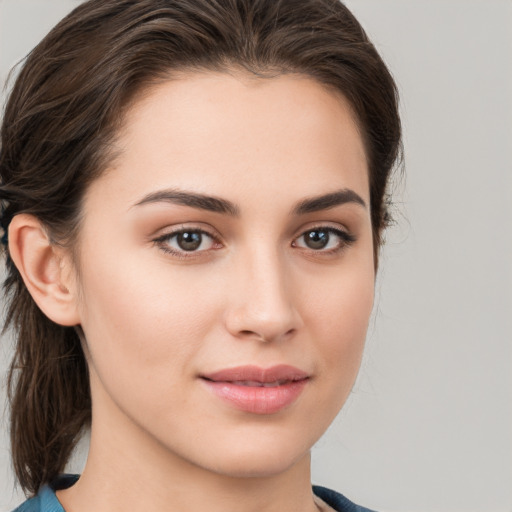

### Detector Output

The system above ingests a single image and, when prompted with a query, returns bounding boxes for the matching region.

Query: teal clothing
[13,475,79,512]
[13,474,376,512]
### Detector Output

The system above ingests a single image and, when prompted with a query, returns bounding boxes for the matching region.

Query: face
[72,72,374,478]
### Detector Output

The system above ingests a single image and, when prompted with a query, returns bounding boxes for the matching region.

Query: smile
[229,380,288,387]
[200,365,310,415]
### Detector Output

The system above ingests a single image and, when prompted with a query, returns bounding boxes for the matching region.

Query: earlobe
[8,214,81,326]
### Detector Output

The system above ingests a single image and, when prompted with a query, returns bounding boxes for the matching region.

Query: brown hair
[0,0,402,495]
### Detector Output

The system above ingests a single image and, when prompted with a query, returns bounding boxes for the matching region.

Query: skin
[10,72,374,512]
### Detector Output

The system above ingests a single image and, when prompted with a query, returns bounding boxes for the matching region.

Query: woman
[0,0,401,511]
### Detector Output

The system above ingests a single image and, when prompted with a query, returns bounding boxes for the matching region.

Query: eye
[154,228,219,255]
[293,227,355,252]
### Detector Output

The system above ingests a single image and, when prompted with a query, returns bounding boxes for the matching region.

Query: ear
[8,214,81,326]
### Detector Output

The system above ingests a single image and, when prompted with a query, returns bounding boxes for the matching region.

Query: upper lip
[201,365,309,383]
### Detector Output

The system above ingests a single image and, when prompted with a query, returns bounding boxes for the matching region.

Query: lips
[200,365,309,414]
[227,380,288,387]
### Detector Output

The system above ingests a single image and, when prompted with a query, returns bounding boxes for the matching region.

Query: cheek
[75,253,221,386]
[303,263,374,390]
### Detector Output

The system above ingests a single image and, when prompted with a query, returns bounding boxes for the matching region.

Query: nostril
[239,329,267,341]
[236,328,296,343]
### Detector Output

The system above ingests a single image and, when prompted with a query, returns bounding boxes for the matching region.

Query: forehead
[91,71,369,210]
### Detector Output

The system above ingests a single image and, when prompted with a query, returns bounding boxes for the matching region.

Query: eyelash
[153,225,356,259]
[292,226,356,255]
[153,227,221,259]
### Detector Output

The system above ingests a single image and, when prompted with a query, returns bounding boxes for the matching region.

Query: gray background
[1,1,511,511]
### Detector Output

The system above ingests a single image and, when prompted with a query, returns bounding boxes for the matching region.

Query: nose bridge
[225,243,300,342]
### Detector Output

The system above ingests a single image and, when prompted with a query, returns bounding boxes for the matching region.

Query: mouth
[201,364,309,383]
[200,365,310,415]
[220,380,290,387]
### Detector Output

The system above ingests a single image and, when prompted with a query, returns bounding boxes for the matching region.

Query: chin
[186,428,315,479]
[207,450,310,479]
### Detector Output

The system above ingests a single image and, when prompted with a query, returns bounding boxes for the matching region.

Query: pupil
[177,231,202,251]
[306,230,329,249]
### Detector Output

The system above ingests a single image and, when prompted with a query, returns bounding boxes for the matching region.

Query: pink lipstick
[200,365,309,414]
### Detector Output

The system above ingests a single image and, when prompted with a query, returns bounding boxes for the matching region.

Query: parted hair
[0,0,401,495]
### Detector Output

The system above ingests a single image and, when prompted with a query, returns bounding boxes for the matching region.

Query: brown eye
[155,229,218,255]
[176,231,203,251]
[293,227,356,252]
[304,230,330,250]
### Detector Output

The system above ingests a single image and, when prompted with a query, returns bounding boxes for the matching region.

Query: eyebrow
[133,189,240,216]
[292,188,366,215]
[133,187,366,216]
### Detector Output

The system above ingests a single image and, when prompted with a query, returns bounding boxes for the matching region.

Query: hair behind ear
[5,276,90,496]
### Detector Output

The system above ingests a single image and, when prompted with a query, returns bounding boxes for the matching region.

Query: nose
[223,249,302,343]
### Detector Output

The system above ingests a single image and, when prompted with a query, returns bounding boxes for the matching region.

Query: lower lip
[201,379,308,414]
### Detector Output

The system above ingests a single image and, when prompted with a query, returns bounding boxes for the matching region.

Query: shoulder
[11,475,79,512]
[13,478,372,512]
[313,485,377,512]
[11,489,47,512]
